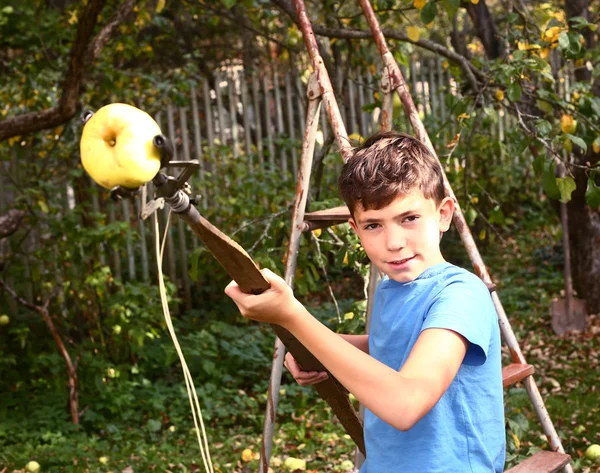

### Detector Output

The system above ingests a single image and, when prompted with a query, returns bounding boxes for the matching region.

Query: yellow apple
[284,457,306,471]
[80,103,162,190]
[26,461,40,473]
[560,114,577,135]
[241,448,253,462]
[0,314,9,326]
[586,444,600,461]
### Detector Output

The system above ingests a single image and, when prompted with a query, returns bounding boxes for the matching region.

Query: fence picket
[135,196,150,282]
[357,70,368,137]
[240,73,253,165]
[252,74,265,166]
[228,74,240,158]
[273,70,288,179]
[180,107,191,162]
[122,199,136,280]
[108,203,123,281]
[294,74,306,138]
[284,72,298,180]
[203,79,216,171]
[263,74,276,167]
[436,58,447,129]
[215,72,227,151]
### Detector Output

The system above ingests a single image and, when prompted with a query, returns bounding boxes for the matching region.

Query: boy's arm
[339,334,369,353]
[225,269,466,431]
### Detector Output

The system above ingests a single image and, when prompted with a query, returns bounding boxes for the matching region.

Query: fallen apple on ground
[25,461,40,473]
[80,103,162,190]
[585,444,600,461]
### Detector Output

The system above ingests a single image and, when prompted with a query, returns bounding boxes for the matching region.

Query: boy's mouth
[387,256,415,266]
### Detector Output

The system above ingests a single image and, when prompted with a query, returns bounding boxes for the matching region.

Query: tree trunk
[464,0,504,59]
[567,168,600,313]
[564,0,600,313]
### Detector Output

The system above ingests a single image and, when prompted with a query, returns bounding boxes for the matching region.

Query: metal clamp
[140,159,202,220]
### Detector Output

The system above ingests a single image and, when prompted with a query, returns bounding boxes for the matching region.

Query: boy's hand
[224,268,302,327]
[284,352,329,386]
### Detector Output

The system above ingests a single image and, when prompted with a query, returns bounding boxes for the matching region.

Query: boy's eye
[364,223,380,230]
[404,215,419,223]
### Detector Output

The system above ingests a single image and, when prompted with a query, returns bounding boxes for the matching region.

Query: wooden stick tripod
[254,1,573,472]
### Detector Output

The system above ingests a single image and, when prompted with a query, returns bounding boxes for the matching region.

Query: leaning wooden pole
[259,73,366,471]
[293,0,352,162]
[358,1,572,470]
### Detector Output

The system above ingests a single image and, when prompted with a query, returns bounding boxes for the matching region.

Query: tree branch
[464,0,505,59]
[0,279,79,424]
[270,0,485,88]
[0,0,135,142]
[0,209,25,239]
[85,0,136,64]
[0,0,105,141]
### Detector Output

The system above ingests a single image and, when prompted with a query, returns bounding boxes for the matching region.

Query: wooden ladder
[256,1,573,472]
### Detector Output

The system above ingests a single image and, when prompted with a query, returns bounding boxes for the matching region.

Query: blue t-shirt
[359,262,505,473]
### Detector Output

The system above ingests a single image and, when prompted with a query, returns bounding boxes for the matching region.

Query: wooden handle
[184,213,271,294]
[179,208,365,454]
[271,324,365,454]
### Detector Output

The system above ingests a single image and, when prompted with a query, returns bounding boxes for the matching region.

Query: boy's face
[349,188,454,283]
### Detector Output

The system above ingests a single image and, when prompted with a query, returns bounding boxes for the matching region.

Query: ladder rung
[302,206,351,233]
[502,363,534,388]
[304,205,350,221]
[504,451,570,473]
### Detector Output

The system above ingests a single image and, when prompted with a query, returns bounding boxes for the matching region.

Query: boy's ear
[438,197,455,232]
[348,218,358,233]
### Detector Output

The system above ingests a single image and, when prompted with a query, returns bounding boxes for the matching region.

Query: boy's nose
[385,228,406,251]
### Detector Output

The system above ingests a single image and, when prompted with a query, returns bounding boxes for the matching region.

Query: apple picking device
[79,103,365,456]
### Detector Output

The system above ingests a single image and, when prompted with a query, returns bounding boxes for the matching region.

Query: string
[154,210,215,473]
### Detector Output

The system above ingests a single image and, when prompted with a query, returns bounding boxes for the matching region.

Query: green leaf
[222,0,237,8]
[556,176,576,203]
[440,0,460,18]
[147,419,162,432]
[465,207,477,226]
[586,178,600,209]
[188,247,207,282]
[564,134,587,153]
[558,31,570,50]
[507,83,521,102]
[533,155,545,177]
[420,2,437,24]
[568,16,592,30]
[542,162,560,200]
[535,119,552,136]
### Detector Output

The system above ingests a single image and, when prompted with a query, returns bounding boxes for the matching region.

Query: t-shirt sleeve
[421,277,495,366]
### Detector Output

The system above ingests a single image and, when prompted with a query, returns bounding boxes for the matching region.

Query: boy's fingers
[284,353,328,385]
[224,280,240,297]
[284,352,300,375]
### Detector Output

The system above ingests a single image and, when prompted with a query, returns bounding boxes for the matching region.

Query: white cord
[154,210,215,473]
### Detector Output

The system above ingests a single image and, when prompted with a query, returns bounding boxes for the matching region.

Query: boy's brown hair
[339,131,446,215]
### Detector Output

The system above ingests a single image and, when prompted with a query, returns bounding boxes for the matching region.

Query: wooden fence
[1,56,527,310]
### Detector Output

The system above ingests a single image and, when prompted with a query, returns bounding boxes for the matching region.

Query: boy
[225,131,506,472]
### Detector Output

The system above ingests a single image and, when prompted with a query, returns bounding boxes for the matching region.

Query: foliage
[1,1,600,472]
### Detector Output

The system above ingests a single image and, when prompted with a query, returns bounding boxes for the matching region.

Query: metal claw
[153,134,174,169]
[110,185,140,202]
[81,110,94,124]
